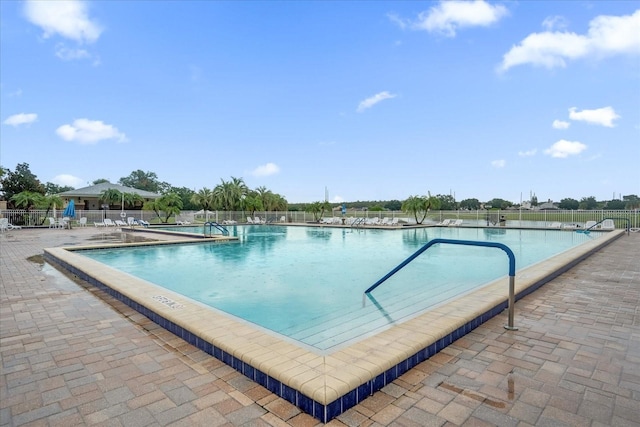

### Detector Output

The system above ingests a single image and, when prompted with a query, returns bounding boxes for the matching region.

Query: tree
[605,199,626,210]
[191,188,215,212]
[558,198,579,210]
[213,177,248,211]
[143,193,183,223]
[44,182,74,195]
[38,194,64,225]
[384,200,402,211]
[118,170,169,193]
[485,198,513,209]
[459,198,480,210]
[170,186,197,210]
[1,163,44,204]
[623,194,640,210]
[305,201,331,222]
[530,194,539,207]
[122,192,144,209]
[100,189,123,209]
[402,193,440,224]
[434,194,457,210]
[10,191,44,211]
[579,196,598,210]
[93,178,110,185]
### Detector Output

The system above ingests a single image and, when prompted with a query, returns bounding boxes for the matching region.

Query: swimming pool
[44,225,622,422]
[78,225,602,351]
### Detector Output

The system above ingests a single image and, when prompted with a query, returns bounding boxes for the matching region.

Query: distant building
[537,201,558,210]
[57,182,161,210]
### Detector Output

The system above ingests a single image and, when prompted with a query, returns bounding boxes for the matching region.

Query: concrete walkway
[1,227,638,426]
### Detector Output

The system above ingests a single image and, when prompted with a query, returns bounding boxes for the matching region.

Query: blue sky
[1,1,639,204]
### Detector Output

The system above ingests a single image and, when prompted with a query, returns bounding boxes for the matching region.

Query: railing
[364,238,518,330]
[2,208,638,229]
[204,221,229,236]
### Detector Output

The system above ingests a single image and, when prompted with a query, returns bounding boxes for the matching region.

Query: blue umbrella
[63,199,75,218]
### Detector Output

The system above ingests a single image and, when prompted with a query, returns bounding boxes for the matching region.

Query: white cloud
[55,43,90,60]
[544,139,587,158]
[357,91,396,112]
[331,195,345,203]
[4,113,38,126]
[491,159,506,168]
[251,162,280,177]
[499,10,640,72]
[23,0,103,44]
[552,119,570,129]
[542,15,569,31]
[52,174,85,188]
[56,118,127,144]
[568,106,620,127]
[518,149,537,157]
[387,13,408,30]
[414,0,509,37]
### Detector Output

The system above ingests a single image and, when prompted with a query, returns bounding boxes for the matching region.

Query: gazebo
[57,182,161,211]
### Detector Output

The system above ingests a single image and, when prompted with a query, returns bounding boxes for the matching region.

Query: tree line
[2,163,638,220]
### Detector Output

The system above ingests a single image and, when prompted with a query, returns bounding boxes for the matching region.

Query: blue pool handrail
[364,238,518,330]
[204,221,229,236]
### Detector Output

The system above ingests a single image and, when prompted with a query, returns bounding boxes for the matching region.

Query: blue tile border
[43,232,621,423]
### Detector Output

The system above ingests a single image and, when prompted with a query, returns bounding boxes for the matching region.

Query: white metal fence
[2,208,638,229]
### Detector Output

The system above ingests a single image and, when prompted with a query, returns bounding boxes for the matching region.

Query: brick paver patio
[1,227,638,426]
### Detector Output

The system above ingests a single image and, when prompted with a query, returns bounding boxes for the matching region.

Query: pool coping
[43,228,624,423]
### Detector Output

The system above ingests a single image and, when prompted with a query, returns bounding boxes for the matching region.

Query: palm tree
[402,192,440,224]
[100,189,123,209]
[122,192,144,209]
[191,188,215,211]
[39,194,64,225]
[305,201,331,222]
[10,191,44,211]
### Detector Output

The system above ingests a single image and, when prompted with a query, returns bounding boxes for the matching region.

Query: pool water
[79,226,602,351]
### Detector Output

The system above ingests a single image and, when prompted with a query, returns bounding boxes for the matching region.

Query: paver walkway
[1,227,638,426]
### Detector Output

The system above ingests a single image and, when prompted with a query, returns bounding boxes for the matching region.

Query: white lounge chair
[601,219,615,230]
[390,218,399,226]
[94,220,105,227]
[254,217,265,224]
[449,219,463,227]
[0,218,21,232]
[103,218,116,227]
[176,217,191,225]
[280,216,286,222]
[247,217,254,224]
[114,219,127,227]
[78,217,87,227]
[438,219,451,226]
[549,222,562,228]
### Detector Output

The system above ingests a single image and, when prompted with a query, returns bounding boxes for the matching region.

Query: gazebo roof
[57,182,161,199]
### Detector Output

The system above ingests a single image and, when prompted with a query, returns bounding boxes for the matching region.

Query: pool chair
[103,218,116,227]
[254,217,265,224]
[449,219,463,227]
[280,216,286,222]
[390,218,399,226]
[549,222,562,228]
[78,217,87,227]
[438,219,451,226]
[94,220,105,227]
[114,219,127,227]
[176,217,191,225]
[0,218,21,232]
[136,219,150,227]
[246,217,254,224]
[601,219,615,230]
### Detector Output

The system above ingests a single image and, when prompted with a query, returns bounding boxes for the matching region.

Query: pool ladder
[204,221,229,237]
[364,238,519,330]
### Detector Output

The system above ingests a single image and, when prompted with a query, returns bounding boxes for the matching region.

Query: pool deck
[1,226,639,426]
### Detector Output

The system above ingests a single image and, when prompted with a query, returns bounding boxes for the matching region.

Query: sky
[1,0,639,204]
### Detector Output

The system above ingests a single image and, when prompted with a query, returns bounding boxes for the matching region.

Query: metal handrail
[364,238,518,330]
[204,221,229,236]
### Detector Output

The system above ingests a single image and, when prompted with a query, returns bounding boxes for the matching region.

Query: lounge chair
[280,216,286,222]
[0,218,21,232]
[114,219,127,227]
[449,219,463,227]
[247,217,254,224]
[390,218,399,226]
[78,217,87,227]
[136,219,150,227]
[254,217,265,224]
[176,217,191,225]
[601,219,615,230]
[380,217,391,226]
[549,222,562,228]
[438,219,451,226]
[103,218,116,227]
[94,220,105,227]
[584,221,597,230]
